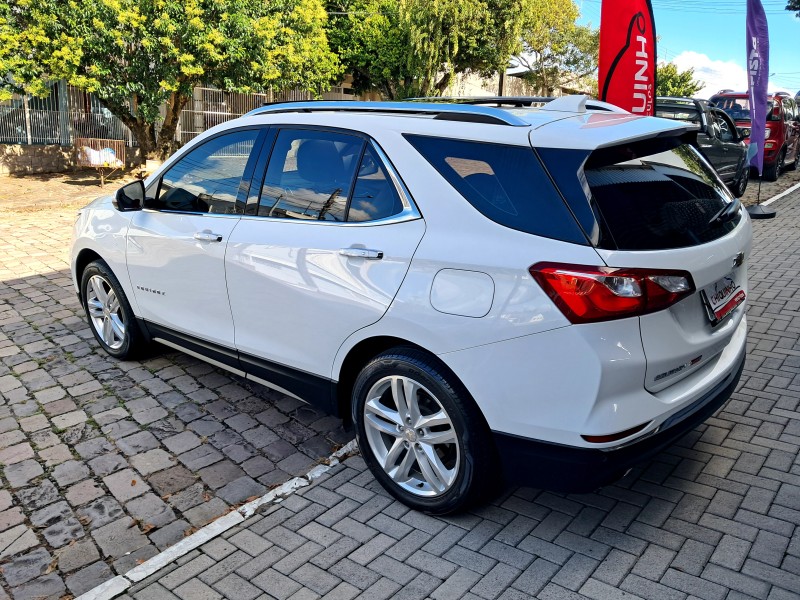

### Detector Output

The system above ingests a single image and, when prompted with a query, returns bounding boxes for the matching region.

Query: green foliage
[656,62,704,98]
[328,0,577,99]
[0,0,340,157]
[326,0,416,99]
[515,20,599,96]
[788,0,800,17]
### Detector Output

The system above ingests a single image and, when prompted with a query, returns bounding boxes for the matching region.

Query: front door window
[155,129,260,214]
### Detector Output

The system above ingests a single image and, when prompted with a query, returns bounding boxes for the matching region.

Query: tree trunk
[127,121,154,160]
[97,97,158,160]
[156,92,190,160]
[434,71,452,96]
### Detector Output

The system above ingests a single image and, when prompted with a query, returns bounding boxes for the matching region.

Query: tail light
[530,262,695,324]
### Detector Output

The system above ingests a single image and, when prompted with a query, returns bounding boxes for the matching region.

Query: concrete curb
[762,180,800,206]
[75,439,359,600]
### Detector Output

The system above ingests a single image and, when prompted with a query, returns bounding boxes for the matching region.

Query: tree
[514,23,599,96]
[328,0,558,99]
[326,0,417,99]
[656,62,704,98]
[788,0,800,17]
[0,0,340,159]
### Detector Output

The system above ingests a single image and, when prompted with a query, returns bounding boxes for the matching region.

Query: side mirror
[113,180,144,212]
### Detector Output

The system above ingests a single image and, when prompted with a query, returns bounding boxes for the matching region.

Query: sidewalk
[116,188,800,600]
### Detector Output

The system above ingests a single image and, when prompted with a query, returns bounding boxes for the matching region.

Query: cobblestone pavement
[741,169,800,207]
[123,191,800,600]
[2,190,800,600]
[0,209,349,598]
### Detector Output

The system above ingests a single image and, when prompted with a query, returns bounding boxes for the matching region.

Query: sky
[578,0,800,98]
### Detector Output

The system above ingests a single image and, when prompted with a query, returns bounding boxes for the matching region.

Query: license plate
[701,272,745,324]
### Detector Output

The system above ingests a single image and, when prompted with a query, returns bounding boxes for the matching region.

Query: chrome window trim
[141,209,243,218]
[238,212,421,227]
[370,141,420,216]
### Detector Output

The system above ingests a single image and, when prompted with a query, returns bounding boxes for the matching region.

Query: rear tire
[763,149,784,182]
[352,348,496,514]
[81,260,146,360]
[786,147,799,171]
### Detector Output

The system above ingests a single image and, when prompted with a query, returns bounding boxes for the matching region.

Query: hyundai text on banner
[746,0,770,174]
[598,0,657,116]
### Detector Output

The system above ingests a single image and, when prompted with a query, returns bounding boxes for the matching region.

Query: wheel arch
[74,248,104,301]
[336,336,422,425]
[335,336,484,429]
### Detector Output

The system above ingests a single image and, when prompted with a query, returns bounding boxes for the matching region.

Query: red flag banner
[598,0,657,115]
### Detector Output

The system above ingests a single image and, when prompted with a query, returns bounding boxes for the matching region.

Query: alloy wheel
[362,375,460,497]
[86,275,126,350]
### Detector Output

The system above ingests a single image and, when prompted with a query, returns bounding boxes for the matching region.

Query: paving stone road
[0,209,349,598]
[0,188,799,600]
[126,190,800,600]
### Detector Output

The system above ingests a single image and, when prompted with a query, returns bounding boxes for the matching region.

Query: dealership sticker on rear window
[701,273,745,324]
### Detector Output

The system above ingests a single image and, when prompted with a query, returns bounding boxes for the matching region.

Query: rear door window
[583,139,741,250]
[405,135,586,244]
[348,145,405,222]
[259,129,363,221]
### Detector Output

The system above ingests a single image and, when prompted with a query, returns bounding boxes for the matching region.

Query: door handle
[339,248,383,260]
[194,231,223,242]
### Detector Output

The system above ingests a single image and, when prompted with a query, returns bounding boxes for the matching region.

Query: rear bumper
[492,348,745,492]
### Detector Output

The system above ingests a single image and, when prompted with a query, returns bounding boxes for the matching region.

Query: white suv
[71,96,751,513]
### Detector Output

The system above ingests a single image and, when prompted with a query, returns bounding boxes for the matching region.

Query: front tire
[81,260,146,360]
[730,164,750,197]
[352,348,495,514]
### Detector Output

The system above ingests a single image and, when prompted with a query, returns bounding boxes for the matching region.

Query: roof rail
[656,96,708,106]
[407,96,554,107]
[244,100,530,126]
[410,95,628,114]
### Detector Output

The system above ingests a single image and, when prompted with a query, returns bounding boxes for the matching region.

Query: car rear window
[584,138,741,250]
[655,106,701,125]
[404,135,587,244]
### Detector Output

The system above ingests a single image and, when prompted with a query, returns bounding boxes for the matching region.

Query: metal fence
[0,82,135,146]
[176,86,353,144]
[0,82,354,148]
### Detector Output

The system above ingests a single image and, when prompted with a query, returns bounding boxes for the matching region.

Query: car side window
[155,129,259,214]
[406,135,586,243]
[347,145,405,222]
[712,110,735,142]
[708,115,722,140]
[259,129,363,221]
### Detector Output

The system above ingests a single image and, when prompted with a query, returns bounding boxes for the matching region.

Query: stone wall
[0,144,142,176]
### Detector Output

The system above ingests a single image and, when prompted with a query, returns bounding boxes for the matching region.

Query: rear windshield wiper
[708,197,741,226]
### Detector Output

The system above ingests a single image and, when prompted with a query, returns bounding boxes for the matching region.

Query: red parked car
[710,91,800,181]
